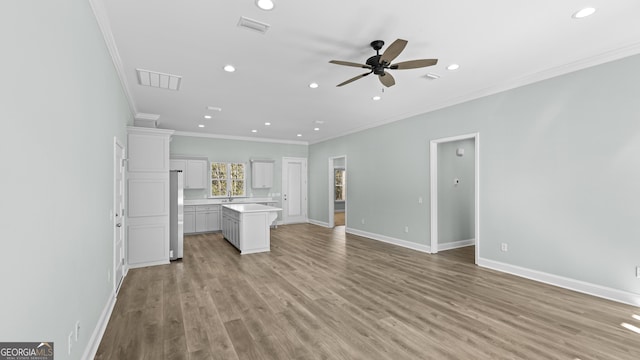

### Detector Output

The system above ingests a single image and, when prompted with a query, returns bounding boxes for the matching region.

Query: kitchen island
[222,204,282,254]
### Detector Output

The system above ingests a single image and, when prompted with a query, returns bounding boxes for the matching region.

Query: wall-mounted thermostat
[456,148,464,157]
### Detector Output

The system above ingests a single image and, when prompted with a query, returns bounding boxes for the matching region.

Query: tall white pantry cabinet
[126,126,174,268]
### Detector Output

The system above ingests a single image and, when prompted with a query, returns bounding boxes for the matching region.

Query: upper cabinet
[170,157,208,189]
[251,159,274,189]
[127,127,172,172]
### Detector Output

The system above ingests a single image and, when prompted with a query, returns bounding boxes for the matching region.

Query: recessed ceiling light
[198,124,205,128]
[256,0,274,11]
[447,64,460,71]
[297,134,302,137]
[372,96,381,101]
[265,122,271,126]
[251,129,257,133]
[313,128,320,131]
[204,115,212,119]
[224,65,236,72]
[309,82,319,89]
[572,7,596,19]
[425,73,440,80]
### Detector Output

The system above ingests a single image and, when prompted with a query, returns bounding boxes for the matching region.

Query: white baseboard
[308,219,330,228]
[478,258,640,307]
[127,259,170,269]
[346,227,431,254]
[437,238,475,252]
[81,291,117,360]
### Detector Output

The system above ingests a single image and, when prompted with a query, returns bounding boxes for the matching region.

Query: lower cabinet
[184,205,221,233]
[184,206,196,233]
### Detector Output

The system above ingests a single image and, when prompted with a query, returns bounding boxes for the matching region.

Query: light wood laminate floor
[96,224,640,359]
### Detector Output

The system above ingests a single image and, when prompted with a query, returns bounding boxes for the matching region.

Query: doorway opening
[429,133,479,264]
[328,156,347,229]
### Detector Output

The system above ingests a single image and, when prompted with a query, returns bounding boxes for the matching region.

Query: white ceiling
[95,0,640,144]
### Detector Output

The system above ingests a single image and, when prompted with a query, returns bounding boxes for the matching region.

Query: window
[335,168,345,201]
[211,162,246,197]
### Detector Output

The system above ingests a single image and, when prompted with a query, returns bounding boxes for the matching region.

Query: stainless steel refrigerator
[169,170,184,260]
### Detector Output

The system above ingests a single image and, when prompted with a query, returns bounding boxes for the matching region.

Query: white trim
[127,126,174,136]
[308,219,330,228]
[81,291,116,360]
[478,258,640,307]
[127,259,170,269]
[173,130,308,145]
[308,42,640,145]
[88,0,137,115]
[429,132,480,265]
[135,113,160,121]
[346,228,431,254]
[438,238,475,252]
[113,137,126,295]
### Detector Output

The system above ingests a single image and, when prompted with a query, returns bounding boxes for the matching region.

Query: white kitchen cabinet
[170,158,208,189]
[185,205,221,233]
[251,159,274,188]
[222,204,281,254]
[186,160,207,189]
[126,127,174,268]
[184,206,196,234]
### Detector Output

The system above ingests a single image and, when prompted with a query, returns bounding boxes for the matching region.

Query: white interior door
[282,157,307,224]
[114,139,126,293]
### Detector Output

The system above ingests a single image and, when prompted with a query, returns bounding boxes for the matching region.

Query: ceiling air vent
[237,16,270,34]
[136,68,182,91]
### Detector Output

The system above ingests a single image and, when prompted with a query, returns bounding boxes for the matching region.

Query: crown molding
[173,131,308,146]
[89,0,137,115]
[310,42,640,145]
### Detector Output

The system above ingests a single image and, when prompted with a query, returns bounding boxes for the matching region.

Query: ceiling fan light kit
[330,38,438,87]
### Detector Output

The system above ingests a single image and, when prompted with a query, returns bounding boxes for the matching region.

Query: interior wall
[438,139,475,244]
[170,135,308,202]
[308,53,640,296]
[0,0,132,358]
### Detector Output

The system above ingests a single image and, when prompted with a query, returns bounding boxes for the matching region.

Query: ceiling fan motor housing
[367,55,386,75]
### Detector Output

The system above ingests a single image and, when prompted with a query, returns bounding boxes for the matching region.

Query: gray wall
[0,1,132,358]
[438,139,475,244]
[309,53,640,295]
[170,135,308,200]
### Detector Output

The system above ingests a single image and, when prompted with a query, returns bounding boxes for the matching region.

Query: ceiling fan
[329,39,437,87]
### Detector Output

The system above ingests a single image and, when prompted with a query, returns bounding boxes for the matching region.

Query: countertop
[222,204,282,213]
[184,197,277,206]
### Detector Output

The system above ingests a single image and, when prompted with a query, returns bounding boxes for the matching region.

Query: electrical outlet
[68,332,73,355]
[404,226,409,233]
[361,218,365,225]
[418,196,423,204]
[107,269,111,283]
[636,266,640,279]
[501,243,508,252]
[75,321,80,341]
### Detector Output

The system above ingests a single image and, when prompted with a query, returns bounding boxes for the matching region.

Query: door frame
[328,155,347,228]
[429,132,479,263]
[113,137,126,294]
[281,157,308,224]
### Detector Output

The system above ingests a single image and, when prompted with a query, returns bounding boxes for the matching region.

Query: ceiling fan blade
[329,60,372,69]
[378,72,395,87]
[380,38,408,65]
[390,59,438,70]
[337,72,372,87]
